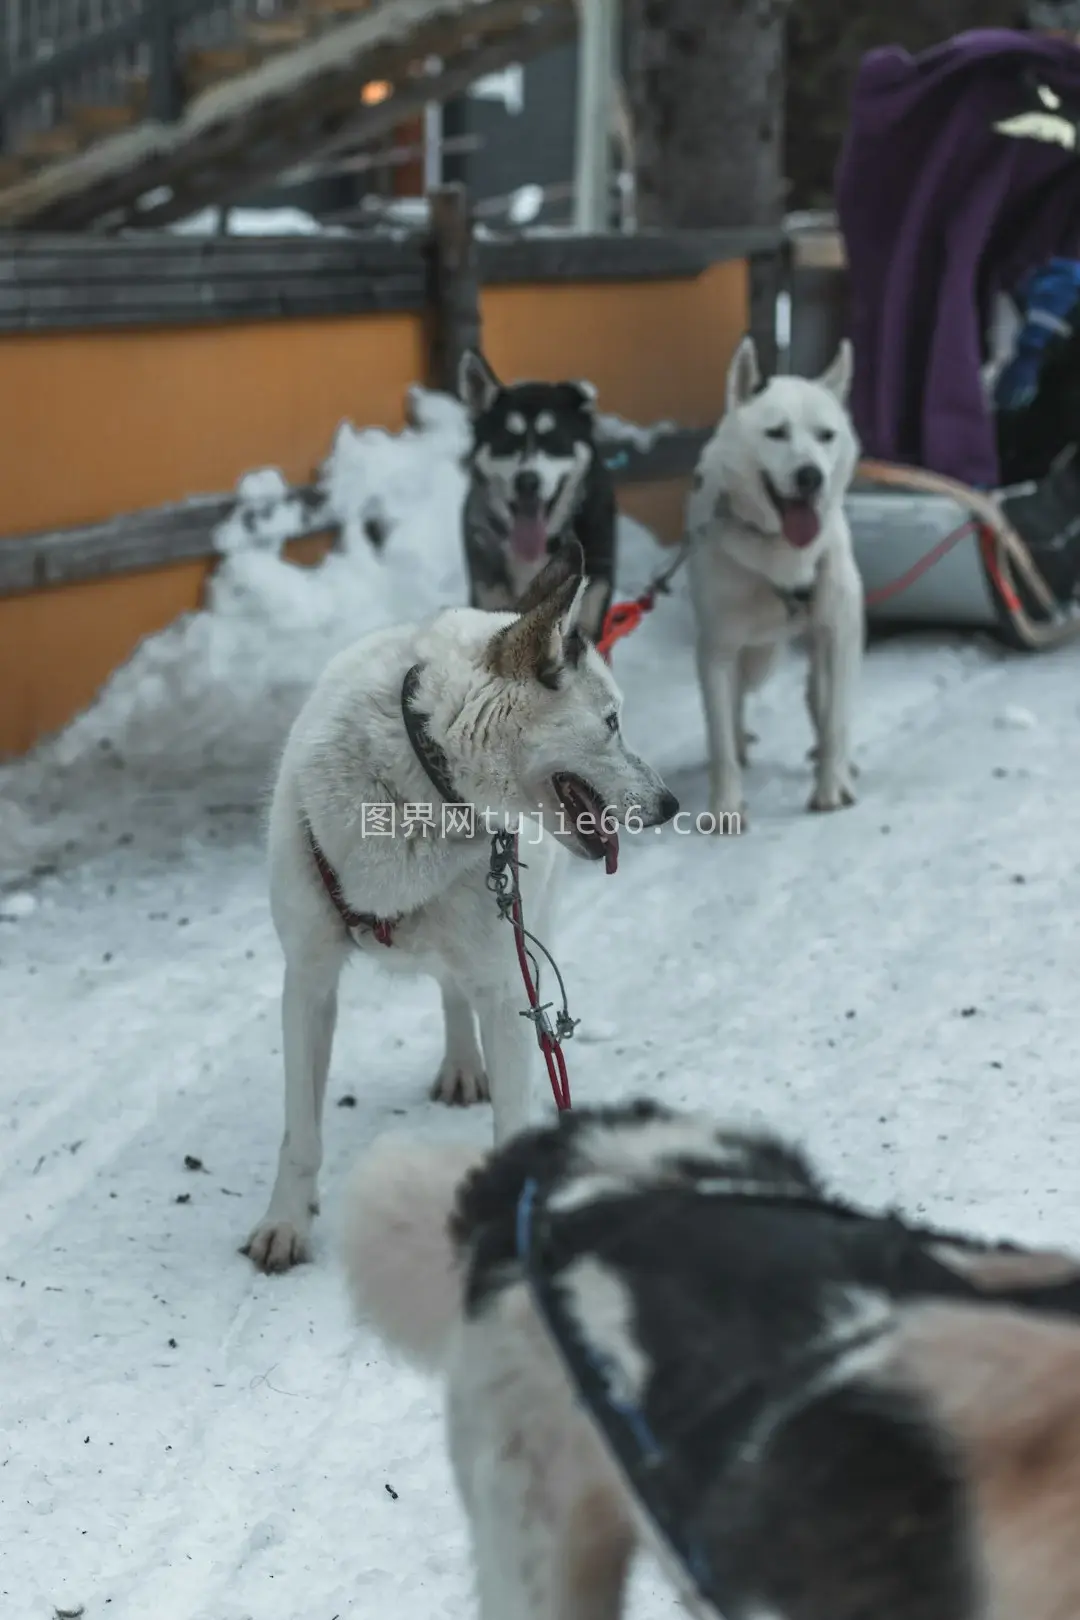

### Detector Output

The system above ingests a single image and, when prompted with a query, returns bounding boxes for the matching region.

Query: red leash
[510,868,571,1110]
[862,519,978,610]
[490,832,575,1111]
[597,591,655,661]
[596,538,692,661]
[596,518,992,656]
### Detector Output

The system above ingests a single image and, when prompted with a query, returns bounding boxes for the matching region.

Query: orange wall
[0,313,424,534]
[482,260,746,427]
[0,561,208,758]
[0,533,336,759]
[0,264,747,757]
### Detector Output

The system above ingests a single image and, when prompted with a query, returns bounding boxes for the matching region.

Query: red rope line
[508,835,571,1111]
[862,519,978,609]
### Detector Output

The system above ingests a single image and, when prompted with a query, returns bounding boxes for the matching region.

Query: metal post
[423,101,443,193]
[573,0,619,233]
[147,0,183,124]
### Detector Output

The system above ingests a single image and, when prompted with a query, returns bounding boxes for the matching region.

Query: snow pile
[0,385,681,885]
[168,205,350,238]
[596,411,680,452]
[0,389,476,881]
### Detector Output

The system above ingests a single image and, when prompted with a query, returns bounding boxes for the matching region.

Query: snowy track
[4,483,1080,1617]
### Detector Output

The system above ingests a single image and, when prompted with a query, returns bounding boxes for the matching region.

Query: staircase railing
[0,0,291,152]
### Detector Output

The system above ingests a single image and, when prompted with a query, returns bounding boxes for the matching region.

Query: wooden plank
[0,270,426,309]
[0,226,770,333]
[599,428,710,486]
[244,18,317,48]
[304,0,377,12]
[0,234,422,280]
[0,431,708,598]
[479,227,785,285]
[0,280,426,331]
[0,232,429,328]
[16,126,86,160]
[68,103,141,137]
[0,485,333,595]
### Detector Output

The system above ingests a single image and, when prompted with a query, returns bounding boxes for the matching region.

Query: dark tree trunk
[624,0,790,229]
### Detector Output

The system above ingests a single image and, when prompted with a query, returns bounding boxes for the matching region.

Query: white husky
[687,336,863,826]
[243,542,677,1272]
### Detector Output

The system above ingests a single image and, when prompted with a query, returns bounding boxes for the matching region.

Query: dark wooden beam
[425,183,480,393]
[0,484,332,595]
[0,228,780,333]
[0,430,709,598]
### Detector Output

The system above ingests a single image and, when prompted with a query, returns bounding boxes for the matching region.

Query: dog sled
[830,27,1080,650]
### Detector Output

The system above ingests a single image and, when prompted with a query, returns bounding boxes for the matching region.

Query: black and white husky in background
[458,349,617,642]
[346,1099,1080,1620]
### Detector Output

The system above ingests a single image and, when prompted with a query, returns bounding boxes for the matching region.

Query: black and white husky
[346,1099,1080,1620]
[458,349,616,642]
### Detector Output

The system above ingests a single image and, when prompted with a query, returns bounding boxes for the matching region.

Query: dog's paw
[242,1218,312,1274]
[431,1061,490,1108]
[737,728,758,768]
[806,745,860,778]
[808,781,857,813]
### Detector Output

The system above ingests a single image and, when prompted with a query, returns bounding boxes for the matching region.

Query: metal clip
[520,1002,556,1043]
[554,1010,579,1042]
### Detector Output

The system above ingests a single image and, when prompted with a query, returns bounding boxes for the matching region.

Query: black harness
[511,1173,1069,1616]
[513,1177,898,1615]
[304,664,467,945]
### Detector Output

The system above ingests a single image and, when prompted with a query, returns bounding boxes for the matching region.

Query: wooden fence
[0,197,783,754]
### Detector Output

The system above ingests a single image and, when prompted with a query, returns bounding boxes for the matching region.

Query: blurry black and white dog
[347,1099,1080,1620]
[458,349,616,642]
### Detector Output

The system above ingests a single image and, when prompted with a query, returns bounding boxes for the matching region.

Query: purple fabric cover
[836,29,1080,486]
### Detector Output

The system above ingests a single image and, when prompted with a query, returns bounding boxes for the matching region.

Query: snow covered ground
[4,403,1080,1619]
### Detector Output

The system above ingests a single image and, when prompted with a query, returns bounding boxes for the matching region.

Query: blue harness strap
[514,1177,720,1609]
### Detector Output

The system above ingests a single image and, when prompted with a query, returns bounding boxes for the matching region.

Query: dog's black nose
[514,469,541,502]
[794,463,824,498]
[658,790,680,824]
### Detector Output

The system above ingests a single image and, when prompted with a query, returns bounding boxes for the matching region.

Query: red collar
[305,822,398,947]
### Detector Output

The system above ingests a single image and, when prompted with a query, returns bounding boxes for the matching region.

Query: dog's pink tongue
[603,831,619,876]
[781,503,821,549]
[510,513,548,562]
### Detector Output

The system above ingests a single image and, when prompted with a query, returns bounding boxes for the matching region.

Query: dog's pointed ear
[458,349,501,419]
[513,536,585,615]
[563,378,598,416]
[726,334,762,411]
[487,539,588,686]
[818,339,854,404]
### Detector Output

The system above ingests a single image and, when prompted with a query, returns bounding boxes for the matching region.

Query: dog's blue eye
[605,713,619,733]
[764,425,790,441]
[816,429,836,444]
